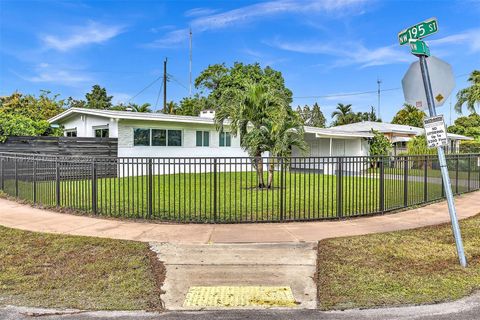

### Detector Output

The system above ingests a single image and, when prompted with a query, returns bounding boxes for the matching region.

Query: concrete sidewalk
[0,191,479,243]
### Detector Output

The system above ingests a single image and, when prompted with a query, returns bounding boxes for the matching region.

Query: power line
[167,73,189,91]
[154,78,164,111]
[128,75,163,102]
[293,87,400,99]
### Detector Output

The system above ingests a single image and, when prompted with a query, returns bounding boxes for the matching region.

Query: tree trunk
[256,154,265,188]
[267,159,275,188]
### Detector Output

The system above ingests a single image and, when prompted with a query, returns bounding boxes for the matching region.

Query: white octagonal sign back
[402,56,455,110]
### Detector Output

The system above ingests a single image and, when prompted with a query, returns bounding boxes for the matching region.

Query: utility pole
[377,78,382,120]
[163,58,167,113]
[189,28,192,96]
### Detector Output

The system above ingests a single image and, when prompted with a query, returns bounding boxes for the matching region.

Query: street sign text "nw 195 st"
[398,18,438,45]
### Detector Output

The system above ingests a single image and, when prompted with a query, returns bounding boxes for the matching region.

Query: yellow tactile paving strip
[183,286,297,308]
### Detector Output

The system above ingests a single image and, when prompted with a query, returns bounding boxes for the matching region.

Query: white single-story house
[48,108,373,175]
[329,121,472,155]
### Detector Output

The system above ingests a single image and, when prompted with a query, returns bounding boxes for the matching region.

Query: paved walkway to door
[0,191,479,243]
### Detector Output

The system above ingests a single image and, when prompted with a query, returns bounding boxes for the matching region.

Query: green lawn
[370,166,478,181]
[3,171,447,222]
[317,213,480,310]
[0,226,164,310]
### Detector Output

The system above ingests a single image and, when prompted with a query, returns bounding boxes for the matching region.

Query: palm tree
[331,103,355,126]
[215,81,288,188]
[455,70,480,114]
[264,112,308,188]
[131,103,152,113]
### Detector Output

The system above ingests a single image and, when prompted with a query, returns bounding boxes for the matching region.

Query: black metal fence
[0,152,479,223]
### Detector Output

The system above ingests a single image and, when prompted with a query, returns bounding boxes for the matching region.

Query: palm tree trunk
[267,158,275,188]
[255,153,265,188]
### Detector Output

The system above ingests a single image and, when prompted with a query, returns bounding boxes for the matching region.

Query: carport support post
[419,54,467,267]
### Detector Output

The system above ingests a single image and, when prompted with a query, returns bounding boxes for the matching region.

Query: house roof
[48,107,223,125]
[330,121,473,141]
[49,108,374,139]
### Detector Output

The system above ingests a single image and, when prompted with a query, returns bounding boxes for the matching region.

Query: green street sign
[398,17,438,45]
[409,39,430,56]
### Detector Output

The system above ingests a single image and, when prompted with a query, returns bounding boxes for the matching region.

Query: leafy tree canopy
[407,135,436,155]
[369,130,392,156]
[296,102,326,128]
[448,113,480,140]
[0,114,60,142]
[391,104,426,128]
[171,95,211,116]
[0,90,65,121]
[195,62,292,106]
[84,85,113,110]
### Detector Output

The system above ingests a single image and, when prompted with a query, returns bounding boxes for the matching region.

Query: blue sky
[1,0,479,125]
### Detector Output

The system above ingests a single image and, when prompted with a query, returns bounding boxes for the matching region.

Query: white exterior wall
[61,114,118,138]
[291,133,370,174]
[117,119,252,176]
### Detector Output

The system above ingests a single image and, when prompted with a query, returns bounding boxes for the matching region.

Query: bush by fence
[0,153,479,223]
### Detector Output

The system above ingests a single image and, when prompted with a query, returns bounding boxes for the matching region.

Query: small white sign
[424,115,448,148]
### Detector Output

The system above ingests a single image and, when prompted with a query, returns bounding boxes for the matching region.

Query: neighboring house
[329,121,472,155]
[48,108,372,174]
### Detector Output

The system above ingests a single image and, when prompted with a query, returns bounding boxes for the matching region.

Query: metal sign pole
[418,55,467,268]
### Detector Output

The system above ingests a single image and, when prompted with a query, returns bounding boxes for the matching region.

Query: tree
[195,62,292,107]
[215,81,290,188]
[448,113,480,140]
[369,130,392,167]
[85,85,113,110]
[455,70,480,114]
[331,103,358,126]
[174,95,210,116]
[407,135,436,155]
[391,104,426,128]
[358,106,381,122]
[297,103,326,127]
[130,103,152,113]
[0,91,65,121]
[0,114,59,142]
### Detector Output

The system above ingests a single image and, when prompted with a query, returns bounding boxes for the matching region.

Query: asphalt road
[2,293,480,320]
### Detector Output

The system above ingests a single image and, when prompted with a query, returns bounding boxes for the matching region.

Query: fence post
[0,157,4,190]
[467,156,471,192]
[336,157,343,218]
[33,158,37,204]
[91,159,97,214]
[55,158,60,207]
[279,157,284,221]
[455,155,459,194]
[379,158,385,213]
[148,158,153,218]
[424,156,428,202]
[213,158,218,222]
[403,156,408,207]
[14,157,18,198]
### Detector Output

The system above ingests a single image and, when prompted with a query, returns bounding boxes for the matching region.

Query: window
[94,128,109,138]
[168,130,182,146]
[196,131,210,147]
[152,129,166,146]
[134,128,150,146]
[219,132,231,147]
[134,128,182,147]
[65,129,77,137]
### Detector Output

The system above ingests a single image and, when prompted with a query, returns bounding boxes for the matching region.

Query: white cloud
[184,7,218,18]
[42,21,124,51]
[15,63,92,86]
[149,0,370,48]
[148,28,190,48]
[429,28,480,53]
[270,39,411,68]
